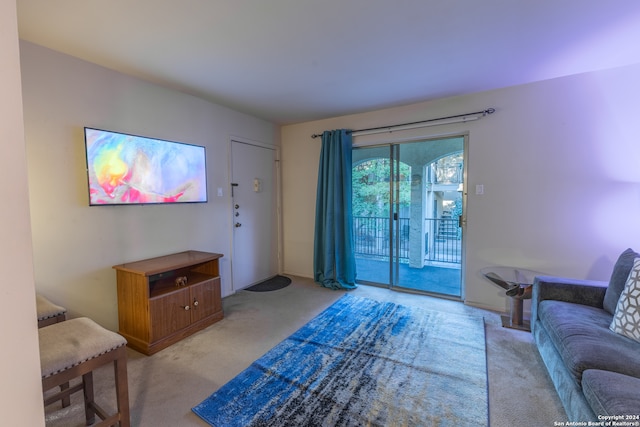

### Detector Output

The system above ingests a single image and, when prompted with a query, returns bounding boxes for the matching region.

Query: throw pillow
[609,257,640,343]
[603,248,640,314]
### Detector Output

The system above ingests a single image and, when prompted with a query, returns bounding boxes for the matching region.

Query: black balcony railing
[425,218,462,263]
[354,216,409,259]
[353,216,461,264]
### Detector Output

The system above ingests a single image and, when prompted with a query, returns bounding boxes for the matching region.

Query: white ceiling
[16,1,640,125]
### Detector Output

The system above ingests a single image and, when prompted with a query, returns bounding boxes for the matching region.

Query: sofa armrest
[531,275,608,331]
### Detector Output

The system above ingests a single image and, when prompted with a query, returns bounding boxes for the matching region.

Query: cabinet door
[149,290,191,342]
[190,278,222,323]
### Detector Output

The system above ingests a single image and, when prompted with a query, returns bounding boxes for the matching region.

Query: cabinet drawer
[149,289,191,341]
[190,277,222,323]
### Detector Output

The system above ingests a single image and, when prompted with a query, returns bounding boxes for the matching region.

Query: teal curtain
[313,129,357,290]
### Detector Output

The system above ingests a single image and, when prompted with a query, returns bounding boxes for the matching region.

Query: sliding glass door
[352,145,393,285]
[352,136,464,297]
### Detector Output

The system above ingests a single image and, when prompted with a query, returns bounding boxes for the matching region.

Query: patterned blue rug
[193,294,487,426]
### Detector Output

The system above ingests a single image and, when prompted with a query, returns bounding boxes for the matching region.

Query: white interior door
[231,140,278,290]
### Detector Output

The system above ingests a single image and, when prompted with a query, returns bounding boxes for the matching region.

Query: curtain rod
[310,108,495,139]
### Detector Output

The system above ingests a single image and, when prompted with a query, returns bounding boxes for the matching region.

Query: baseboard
[464,300,505,314]
[465,299,532,318]
[281,270,314,279]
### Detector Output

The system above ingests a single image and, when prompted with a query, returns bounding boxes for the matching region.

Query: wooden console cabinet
[113,251,224,355]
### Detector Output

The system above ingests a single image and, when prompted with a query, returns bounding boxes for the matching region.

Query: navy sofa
[531,249,640,421]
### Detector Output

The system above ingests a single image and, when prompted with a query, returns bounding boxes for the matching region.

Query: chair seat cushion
[36,294,66,321]
[582,369,640,416]
[538,300,640,382]
[39,317,127,378]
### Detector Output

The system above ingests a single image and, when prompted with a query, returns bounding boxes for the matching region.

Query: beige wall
[0,1,44,425]
[20,41,279,331]
[281,63,640,312]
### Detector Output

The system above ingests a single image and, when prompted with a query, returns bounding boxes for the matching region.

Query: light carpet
[193,294,488,426]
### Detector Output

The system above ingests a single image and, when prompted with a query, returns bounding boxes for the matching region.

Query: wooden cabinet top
[112,250,223,276]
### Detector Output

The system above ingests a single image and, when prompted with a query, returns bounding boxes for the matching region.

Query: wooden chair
[36,293,67,328]
[39,317,130,427]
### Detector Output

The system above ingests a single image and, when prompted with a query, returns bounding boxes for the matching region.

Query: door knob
[235,223,242,227]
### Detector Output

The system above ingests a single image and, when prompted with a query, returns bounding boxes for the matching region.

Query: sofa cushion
[582,369,640,416]
[603,248,640,314]
[610,257,640,343]
[538,300,640,381]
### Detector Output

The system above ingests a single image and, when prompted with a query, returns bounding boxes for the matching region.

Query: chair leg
[82,371,96,426]
[114,347,130,427]
[60,382,71,407]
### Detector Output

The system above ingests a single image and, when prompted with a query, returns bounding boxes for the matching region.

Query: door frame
[352,131,469,301]
[228,136,282,292]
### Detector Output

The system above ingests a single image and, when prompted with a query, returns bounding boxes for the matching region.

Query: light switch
[217,187,223,197]
[475,184,484,195]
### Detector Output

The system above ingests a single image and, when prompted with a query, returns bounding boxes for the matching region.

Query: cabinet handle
[182,305,190,311]
[193,299,199,307]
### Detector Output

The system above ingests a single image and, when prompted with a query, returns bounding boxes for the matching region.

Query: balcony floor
[355,256,461,297]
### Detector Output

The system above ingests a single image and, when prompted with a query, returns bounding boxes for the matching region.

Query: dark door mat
[245,275,292,292]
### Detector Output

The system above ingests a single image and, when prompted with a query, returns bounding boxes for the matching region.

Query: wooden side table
[481,267,544,332]
[113,250,224,355]
[503,284,532,331]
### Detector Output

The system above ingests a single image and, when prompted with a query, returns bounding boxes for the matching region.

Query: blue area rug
[193,294,488,426]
